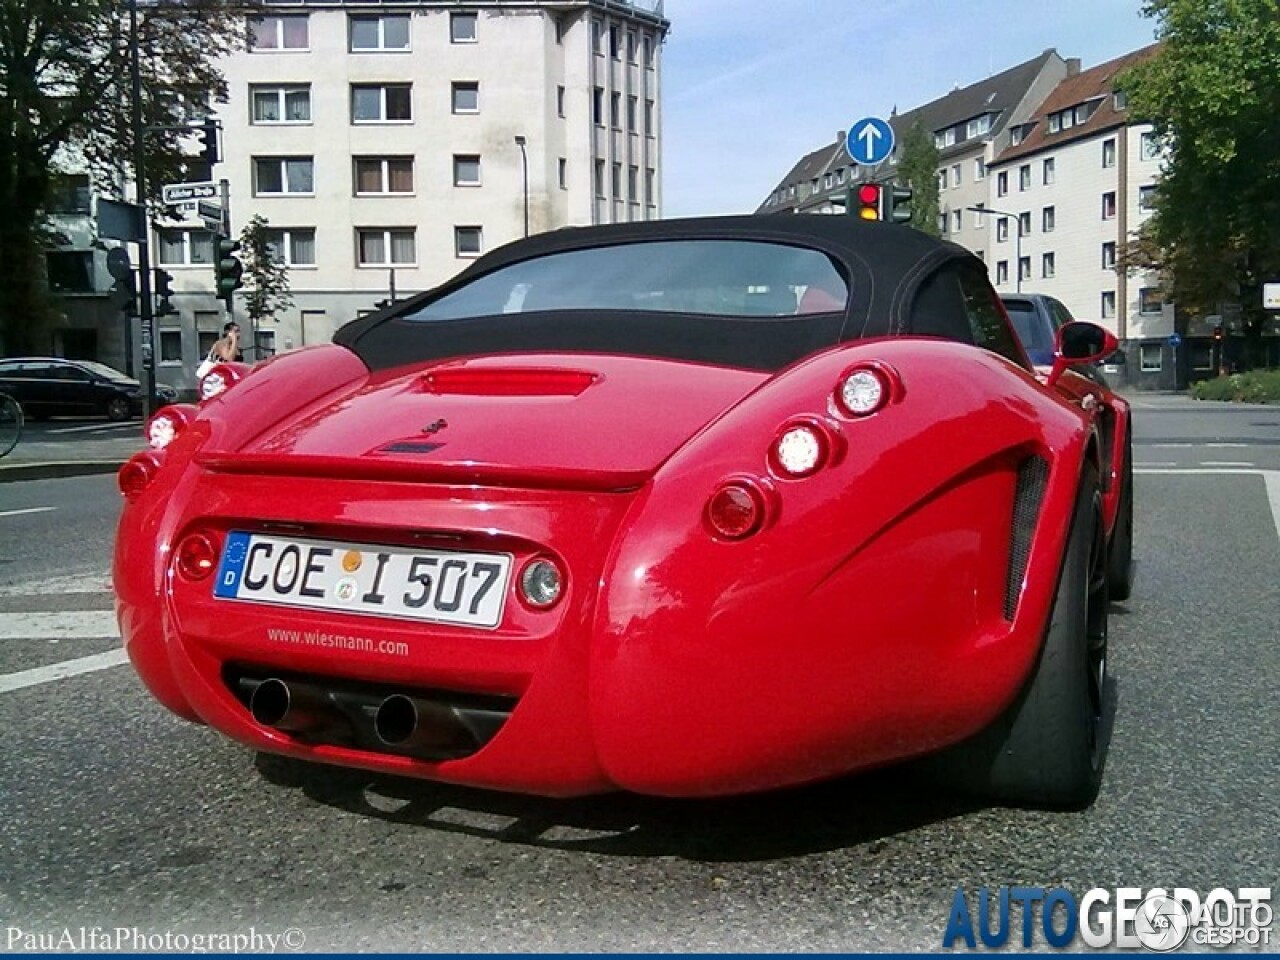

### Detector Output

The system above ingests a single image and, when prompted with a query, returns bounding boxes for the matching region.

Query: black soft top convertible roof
[335,215,979,374]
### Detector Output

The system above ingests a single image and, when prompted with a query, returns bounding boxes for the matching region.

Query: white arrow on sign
[857,123,882,154]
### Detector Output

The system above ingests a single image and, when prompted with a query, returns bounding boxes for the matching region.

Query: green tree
[1119,0,1280,365]
[238,214,292,331]
[0,0,252,354]
[895,120,941,236]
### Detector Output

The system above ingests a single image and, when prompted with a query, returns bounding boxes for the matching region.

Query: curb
[0,460,126,484]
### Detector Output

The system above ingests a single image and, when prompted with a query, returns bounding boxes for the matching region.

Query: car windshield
[405,240,849,322]
[1002,299,1055,364]
[76,361,134,382]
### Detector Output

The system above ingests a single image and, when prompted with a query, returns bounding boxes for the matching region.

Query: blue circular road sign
[846,117,895,166]
[1167,333,1182,348]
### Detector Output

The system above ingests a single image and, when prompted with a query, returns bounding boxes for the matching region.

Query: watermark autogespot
[5,926,306,953]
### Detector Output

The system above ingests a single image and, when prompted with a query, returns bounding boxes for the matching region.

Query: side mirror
[1046,321,1119,388]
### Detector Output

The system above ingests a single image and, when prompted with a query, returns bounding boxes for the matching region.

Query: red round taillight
[176,532,219,581]
[117,453,159,498]
[145,405,193,450]
[706,482,765,540]
[199,364,242,401]
[833,362,900,418]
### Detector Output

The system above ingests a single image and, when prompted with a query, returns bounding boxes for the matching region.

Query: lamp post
[968,205,1023,293]
[513,135,529,238]
[129,0,158,417]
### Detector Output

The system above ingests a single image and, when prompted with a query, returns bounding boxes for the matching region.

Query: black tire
[934,464,1110,809]
[105,396,131,421]
[1106,428,1135,602]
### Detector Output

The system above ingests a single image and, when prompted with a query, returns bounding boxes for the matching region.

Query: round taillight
[117,454,158,498]
[176,532,218,581]
[706,482,764,540]
[199,366,238,401]
[146,408,190,450]
[836,366,892,417]
[519,557,564,609]
[770,423,829,478]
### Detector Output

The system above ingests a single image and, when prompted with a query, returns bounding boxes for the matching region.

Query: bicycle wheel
[0,393,23,458]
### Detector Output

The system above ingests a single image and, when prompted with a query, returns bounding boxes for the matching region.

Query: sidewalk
[0,428,145,484]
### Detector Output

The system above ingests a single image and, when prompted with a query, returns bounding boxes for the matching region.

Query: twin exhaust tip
[248,678,475,755]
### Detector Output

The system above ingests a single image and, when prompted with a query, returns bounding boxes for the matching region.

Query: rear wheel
[105,396,131,421]
[0,393,22,458]
[1106,428,1135,602]
[936,464,1110,809]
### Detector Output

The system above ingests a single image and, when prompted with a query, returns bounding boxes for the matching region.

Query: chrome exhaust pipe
[249,677,350,740]
[374,694,477,755]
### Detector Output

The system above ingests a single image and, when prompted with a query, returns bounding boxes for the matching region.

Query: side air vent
[1005,456,1049,621]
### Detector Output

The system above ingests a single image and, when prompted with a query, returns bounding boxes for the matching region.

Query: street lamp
[968,205,1024,293]
[513,135,529,238]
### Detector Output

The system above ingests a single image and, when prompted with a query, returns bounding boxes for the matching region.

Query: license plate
[213,531,512,629]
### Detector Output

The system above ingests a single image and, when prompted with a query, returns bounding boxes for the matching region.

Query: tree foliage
[895,120,941,237]
[0,0,253,353]
[1119,0,1280,357]
[238,214,292,328]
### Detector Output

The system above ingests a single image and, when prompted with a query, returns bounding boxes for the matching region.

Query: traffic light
[200,118,220,166]
[883,184,913,224]
[1213,325,1224,341]
[110,271,137,315]
[214,235,244,305]
[154,269,177,316]
[855,183,882,221]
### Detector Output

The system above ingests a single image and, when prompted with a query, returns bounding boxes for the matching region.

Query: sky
[659,0,1160,218]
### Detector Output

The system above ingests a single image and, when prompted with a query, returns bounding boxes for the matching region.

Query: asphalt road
[0,401,1276,952]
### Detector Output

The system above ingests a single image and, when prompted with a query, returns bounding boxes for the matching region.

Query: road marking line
[0,507,56,518]
[1136,461,1179,468]
[1151,443,1194,448]
[1136,467,1280,544]
[0,611,119,640]
[1200,461,1255,468]
[0,572,113,596]
[1205,442,1249,448]
[0,649,129,694]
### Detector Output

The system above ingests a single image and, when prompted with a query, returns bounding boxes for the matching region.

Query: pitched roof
[992,44,1160,166]
[757,49,1063,213]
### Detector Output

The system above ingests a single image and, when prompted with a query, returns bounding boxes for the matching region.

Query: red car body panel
[115,216,1131,799]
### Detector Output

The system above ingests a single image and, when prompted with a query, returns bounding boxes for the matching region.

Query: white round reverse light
[147,413,179,450]
[773,424,826,478]
[839,368,888,416]
[519,558,563,609]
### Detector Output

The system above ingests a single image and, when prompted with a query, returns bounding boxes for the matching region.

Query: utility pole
[129,0,158,417]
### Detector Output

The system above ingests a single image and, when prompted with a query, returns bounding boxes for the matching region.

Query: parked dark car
[1000,293,1123,384]
[0,357,177,420]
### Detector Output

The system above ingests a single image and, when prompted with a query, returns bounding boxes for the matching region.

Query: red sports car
[115,216,1133,809]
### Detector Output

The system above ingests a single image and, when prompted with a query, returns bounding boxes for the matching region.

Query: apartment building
[984,46,1183,385]
[42,0,669,393]
[756,49,1070,260]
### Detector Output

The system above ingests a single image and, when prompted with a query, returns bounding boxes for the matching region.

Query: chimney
[1067,57,1081,76]
[837,130,845,147]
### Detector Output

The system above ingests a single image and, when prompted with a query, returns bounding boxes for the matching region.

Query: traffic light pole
[129,0,158,419]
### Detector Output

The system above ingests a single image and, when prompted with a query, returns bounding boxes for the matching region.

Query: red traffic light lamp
[856,183,882,221]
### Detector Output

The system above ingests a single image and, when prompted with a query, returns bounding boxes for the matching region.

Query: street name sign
[846,117,895,166]
[1264,282,1280,310]
[162,181,217,205]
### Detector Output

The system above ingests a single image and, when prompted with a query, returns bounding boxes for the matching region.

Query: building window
[643,35,654,68]
[253,157,314,195]
[938,168,948,191]
[251,85,310,123]
[591,19,602,55]
[1102,191,1117,220]
[452,154,481,187]
[250,15,308,50]
[1140,131,1160,160]
[351,84,411,123]
[450,12,477,43]
[1114,89,1129,111]
[627,31,637,63]
[350,14,409,51]
[612,162,622,196]
[557,85,565,118]
[1042,158,1055,185]
[1018,257,1031,282]
[1102,241,1117,269]
[47,174,91,214]
[262,228,316,266]
[1102,138,1116,168]
[996,218,1009,243]
[1019,164,1031,191]
[1139,185,1157,211]
[1042,206,1056,232]
[455,226,482,257]
[45,251,94,292]
[972,202,986,227]
[1018,211,1032,237]
[951,163,961,186]
[997,170,1008,197]
[974,158,985,181]
[357,228,415,267]
[628,165,639,201]
[966,114,992,138]
[594,159,605,198]
[996,260,1009,285]
[610,91,621,129]
[1041,252,1055,278]
[159,329,183,363]
[609,25,619,59]
[627,95,638,133]
[354,157,413,195]
[1140,343,1162,372]
[644,99,655,136]
[592,87,604,125]
[1139,287,1163,314]
[451,82,479,114]
[1101,290,1116,318]
[952,209,962,232]
[1010,126,1025,146]
[558,158,567,190]
[645,168,655,204]
[156,228,214,266]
